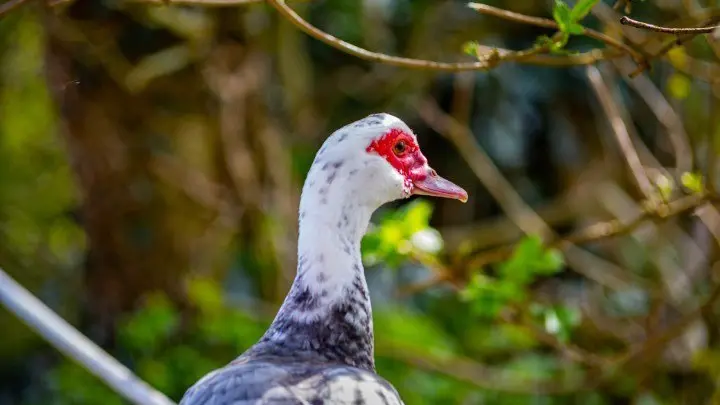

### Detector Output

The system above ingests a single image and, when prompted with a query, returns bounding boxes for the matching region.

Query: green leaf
[553,0,572,32]
[570,0,599,21]
[552,33,570,52]
[362,200,442,268]
[498,235,565,284]
[461,274,525,319]
[462,41,480,57]
[374,307,458,357]
[544,305,581,342]
[187,277,224,314]
[403,199,434,234]
[681,172,704,193]
[119,293,179,354]
[667,73,691,100]
[655,173,674,201]
[567,22,585,35]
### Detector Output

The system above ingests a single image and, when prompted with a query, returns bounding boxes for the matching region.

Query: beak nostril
[430,169,437,177]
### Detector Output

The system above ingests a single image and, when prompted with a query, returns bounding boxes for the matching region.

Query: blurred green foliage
[48,279,266,404]
[1,0,719,404]
[43,203,581,405]
[362,200,444,268]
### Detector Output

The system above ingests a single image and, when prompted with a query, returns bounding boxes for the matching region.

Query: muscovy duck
[180,113,468,405]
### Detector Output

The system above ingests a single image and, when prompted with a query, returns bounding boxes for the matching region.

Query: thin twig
[620,16,719,34]
[0,268,176,405]
[464,192,713,278]
[0,0,31,17]
[619,281,720,370]
[418,98,644,290]
[586,66,658,202]
[512,306,610,367]
[709,94,718,193]
[417,100,552,239]
[265,0,621,72]
[467,2,644,63]
[612,58,693,175]
[629,32,700,77]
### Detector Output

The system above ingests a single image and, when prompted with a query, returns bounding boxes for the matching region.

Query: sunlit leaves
[569,0,600,21]
[461,236,565,319]
[119,293,180,354]
[548,0,599,52]
[462,41,482,58]
[186,276,224,314]
[667,46,688,70]
[553,0,598,31]
[498,235,564,284]
[51,362,126,405]
[362,200,444,268]
[186,277,267,349]
[52,277,269,404]
[374,307,458,358]
[653,173,675,201]
[692,349,720,380]
[462,274,525,318]
[552,1,576,35]
[681,171,704,193]
[667,73,692,100]
[465,0,599,56]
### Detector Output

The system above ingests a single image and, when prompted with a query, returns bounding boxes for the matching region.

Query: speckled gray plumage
[180,114,409,405]
[180,354,402,405]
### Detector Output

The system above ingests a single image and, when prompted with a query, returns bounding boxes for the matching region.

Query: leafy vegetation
[1,0,719,404]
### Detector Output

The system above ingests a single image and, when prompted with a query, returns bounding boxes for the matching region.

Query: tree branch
[417,97,646,290]
[611,58,693,176]
[468,192,713,269]
[467,2,644,64]
[265,0,622,72]
[586,66,658,202]
[620,15,719,34]
[0,0,31,17]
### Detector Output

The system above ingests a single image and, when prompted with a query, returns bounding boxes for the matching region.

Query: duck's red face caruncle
[366,128,468,202]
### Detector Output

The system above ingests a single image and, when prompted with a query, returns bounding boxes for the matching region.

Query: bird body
[180,114,467,405]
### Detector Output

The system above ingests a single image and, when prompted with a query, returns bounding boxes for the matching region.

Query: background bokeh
[1,0,719,404]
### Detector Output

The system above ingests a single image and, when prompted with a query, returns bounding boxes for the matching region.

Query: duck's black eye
[393,141,407,155]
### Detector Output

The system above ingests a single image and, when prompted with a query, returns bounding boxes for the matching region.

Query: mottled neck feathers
[249,145,377,371]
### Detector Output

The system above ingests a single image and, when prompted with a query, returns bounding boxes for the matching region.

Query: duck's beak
[412,168,468,203]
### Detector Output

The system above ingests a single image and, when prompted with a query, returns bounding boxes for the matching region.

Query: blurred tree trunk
[44,18,194,335]
[41,3,298,338]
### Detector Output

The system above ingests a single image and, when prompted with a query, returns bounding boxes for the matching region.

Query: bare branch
[620,281,720,370]
[418,98,646,290]
[709,94,718,193]
[612,58,693,175]
[265,0,622,72]
[417,99,552,238]
[467,2,645,64]
[620,15,719,34]
[586,66,658,202]
[0,0,30,17]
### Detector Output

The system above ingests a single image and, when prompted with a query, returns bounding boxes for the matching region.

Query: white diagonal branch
[0,268,176,405]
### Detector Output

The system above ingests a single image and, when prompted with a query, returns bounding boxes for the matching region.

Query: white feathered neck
[255,114,410,371]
